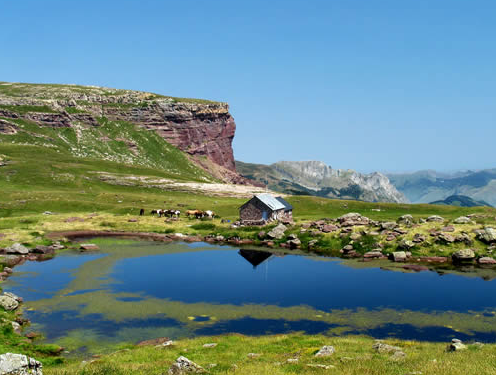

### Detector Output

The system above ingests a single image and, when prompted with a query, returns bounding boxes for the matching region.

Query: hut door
[262,210,268,220]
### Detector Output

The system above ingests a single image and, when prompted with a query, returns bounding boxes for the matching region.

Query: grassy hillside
[430,195,493,208]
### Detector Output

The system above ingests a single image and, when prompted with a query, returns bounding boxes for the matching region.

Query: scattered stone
[386,235,396,241]
[128,219,138,223]
[202,343,217,348]
[454,216,472,224]
[441,226,455,232]
[447,338,467,352]
[287,238,301,249]
[373,342,402,354]
[11,321,22,334]
[452,249,476,262]
[0,353,42,375]
[168,356,205,374]
[247,353,261,358]
[0,255,22,267]
[5,243,29,255]
[478,257,496,265]
[0,293,20,311]
[477,227,496,243]
[398,214,414,226]
[322,224,338,233]
[31,245,55,255]
[363,251,384,259]
[398,240,415,250]
[338,213,370,226]
[306,364,336,370]
[286,358,299,363]
[80,244,99,251]
[437,233,455,243]
[394,228,408,235]
[381,222,398,231]
[412,234,426,243]
[4,267,12,274]
[454,233,473,245]
[427,215,444,222]
[214,235,225,242]
[43,211,53,215]
[267,224,287,240]
[391,251,407,262]
[314,345,335,357]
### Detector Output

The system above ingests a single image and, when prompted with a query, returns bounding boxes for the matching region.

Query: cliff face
[0,82,240,178]
[236,160,408,203]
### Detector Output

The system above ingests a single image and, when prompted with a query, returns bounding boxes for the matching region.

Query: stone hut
[239,193,293,225]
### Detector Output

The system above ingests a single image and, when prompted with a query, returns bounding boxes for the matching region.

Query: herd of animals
[139,208,215,219]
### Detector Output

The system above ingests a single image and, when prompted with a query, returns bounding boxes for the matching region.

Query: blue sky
[1,0,495,172]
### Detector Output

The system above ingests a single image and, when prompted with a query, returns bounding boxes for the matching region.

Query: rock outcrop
[0,82,249,183]
[0,353,42,374]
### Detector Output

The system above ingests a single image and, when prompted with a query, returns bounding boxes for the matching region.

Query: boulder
[79,244,99,251]
[322,224,338,233]
[478,257,496,265]
[287,238,301,249]
[202,343,217,348]
[397,214,414,226]
[338,213,370,226]
[452,249,476,262]
[0,255,22,267]
[314,345,335,357]
[0,294,19,311]
[454,233,473,245]
[427,215,444,222]
[448,338,467,352]
[5,243,29,255]
[0,353,42,375]
[363,251,383,259]
[454,216,472,224]
[168,356,205,374]
[391,251,407,262]
[267,224,287,240]
[380,222,398,231]
[31,245,55,255]
[412,233,426,243]
[477,227,496,243]
[441,226,455,233]
[437,233,455,243]
[398,240,415,250]
[372,342,402,354]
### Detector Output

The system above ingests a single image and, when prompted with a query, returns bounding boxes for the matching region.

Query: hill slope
[236,160,407,203]
[429,194,493,207]
[0,81,251,184]
[387,169,496,206]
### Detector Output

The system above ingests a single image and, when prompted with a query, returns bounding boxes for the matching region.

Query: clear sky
[1,0,495,172]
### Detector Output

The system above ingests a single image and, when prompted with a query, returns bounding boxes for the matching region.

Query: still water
[3,239,496,352]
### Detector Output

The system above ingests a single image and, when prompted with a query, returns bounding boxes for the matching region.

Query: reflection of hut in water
[238,249,273,268]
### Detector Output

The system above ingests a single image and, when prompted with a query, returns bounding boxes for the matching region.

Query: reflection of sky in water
[107,249,496,312]
[3,242,496,346]
[3,252,106,300]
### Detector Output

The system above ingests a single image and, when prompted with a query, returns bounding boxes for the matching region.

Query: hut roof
[276,196,293,212]
[255,193,286,211]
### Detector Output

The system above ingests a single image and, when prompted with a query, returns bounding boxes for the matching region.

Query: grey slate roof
[276,196,293,212]
[255,193,286,211]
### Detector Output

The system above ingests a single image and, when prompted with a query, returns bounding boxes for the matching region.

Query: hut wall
[240,199,266,222]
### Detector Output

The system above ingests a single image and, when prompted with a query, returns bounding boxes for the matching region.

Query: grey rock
[306,364,336,370]
[427,215,444,222]
[392,251,407,262]
[478,257,496,265]
[437,233,455,243]
[247,353,261,358]
[267,224,287,240]
[391,351,406,360]
[0,294,19,311]
[454,216,472,224]
[452,249,476,262]
[478,227,496,243]
[448,339,467,352]
[0,353,42,375]
[286,358,299,363]
[314,345,335,357]
[287,238,301,249]
[202,343,217,348]
[399,240,415,250]
[363,251,383,259]
[5,243,29,255]
[381,222,398,231]
[373,342,402,354]
[398,214,414,226]
[168,356,205,374]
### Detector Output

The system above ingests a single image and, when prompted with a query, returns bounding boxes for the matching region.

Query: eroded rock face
[0,353,42,375]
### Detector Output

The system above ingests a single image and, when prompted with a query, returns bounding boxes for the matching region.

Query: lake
[3,239,496,354]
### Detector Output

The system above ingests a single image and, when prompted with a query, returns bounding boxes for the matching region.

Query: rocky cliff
[0,82,249,183]
[236,160,408,203]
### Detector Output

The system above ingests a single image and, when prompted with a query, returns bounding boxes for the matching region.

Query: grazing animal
[186,210,202,218]
[139,208,145,216]
[151,209,158,215]
[204,210,215,219]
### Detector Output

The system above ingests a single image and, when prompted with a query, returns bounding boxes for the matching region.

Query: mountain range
[236,160,407,203]
[387,169,496,207]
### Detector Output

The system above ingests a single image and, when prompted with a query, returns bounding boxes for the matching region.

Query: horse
[186,210,204,219]
[139,208,145,216]
[204,210,215,219]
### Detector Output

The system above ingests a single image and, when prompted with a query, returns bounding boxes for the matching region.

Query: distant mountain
[236,160,408,203]
[429,195,493,208]
[387,169,496,206]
